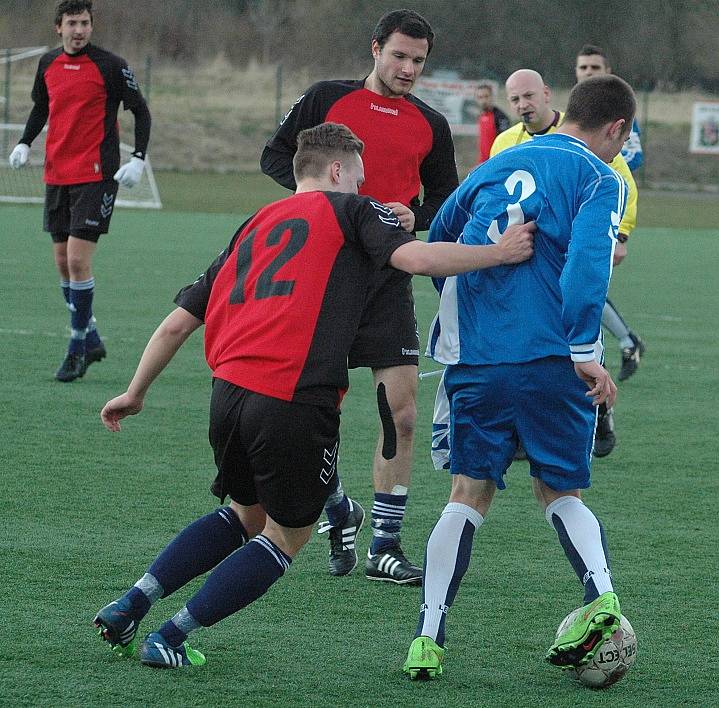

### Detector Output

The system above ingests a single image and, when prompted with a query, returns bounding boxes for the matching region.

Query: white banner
[689,102,719,154]
[413,76,499,136]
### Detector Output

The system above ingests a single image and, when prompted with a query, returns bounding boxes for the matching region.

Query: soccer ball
[555,608,638,688]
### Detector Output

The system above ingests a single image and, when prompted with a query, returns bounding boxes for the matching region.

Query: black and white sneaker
[317,499,365,576]
[365,545,422,585]
[618,333,645,381]
[594,403,616,458]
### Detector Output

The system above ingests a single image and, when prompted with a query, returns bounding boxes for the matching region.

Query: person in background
[475,82,510,164]
[8,0,151,382]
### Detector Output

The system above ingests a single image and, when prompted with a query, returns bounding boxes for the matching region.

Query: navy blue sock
[69,279,94,355]
[184,534,291,629]
[370,491,407,554]
[123,586,152,620]
[324,474,350,527]
[60,280,70,307]
[85,315,102,348]
[148,507,248,598]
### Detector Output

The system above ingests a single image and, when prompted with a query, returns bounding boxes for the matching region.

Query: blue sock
[148,507,248,598]
[370,491,407,554]
[68,278,94,355]
[183,535,291,630]
[415,503,481,647]
[85,315,102,348]
[324,474,350,527]
[123,586,152,620]
[60,280,70,307]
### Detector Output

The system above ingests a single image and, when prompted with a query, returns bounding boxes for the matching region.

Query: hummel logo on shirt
[370,102,399,116]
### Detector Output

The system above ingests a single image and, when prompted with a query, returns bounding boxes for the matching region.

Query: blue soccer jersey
[427,132,627,367]
[621,118,643,172]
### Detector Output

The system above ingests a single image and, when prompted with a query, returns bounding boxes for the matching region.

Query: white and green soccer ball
[555,608,638,688]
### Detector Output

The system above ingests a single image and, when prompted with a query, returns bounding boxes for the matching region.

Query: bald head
[506,69,544,92]
[505,69,554,133]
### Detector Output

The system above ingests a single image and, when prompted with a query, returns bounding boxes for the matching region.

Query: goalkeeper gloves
[114,156,145,188]
[9,143,30,169]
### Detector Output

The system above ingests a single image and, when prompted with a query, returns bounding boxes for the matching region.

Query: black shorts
[44,180,119,242]
[347,267,419,369]
[208,378,340,528]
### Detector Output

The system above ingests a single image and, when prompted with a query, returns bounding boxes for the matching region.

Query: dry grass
[4,57,718,182]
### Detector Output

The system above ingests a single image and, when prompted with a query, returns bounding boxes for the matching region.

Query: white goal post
[0,123,162,209]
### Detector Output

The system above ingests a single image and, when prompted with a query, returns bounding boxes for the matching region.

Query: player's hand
[384,202,416,233]
[113,156,145,188]
[613,240,627,266]
[498,221,535,263]
[574,360,617,407]
[100,392,144,431]
[9,143,29,169]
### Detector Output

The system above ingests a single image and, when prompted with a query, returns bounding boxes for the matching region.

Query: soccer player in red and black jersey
[261,9,459,585]
[8,0,151,382]
[93,123,534,669]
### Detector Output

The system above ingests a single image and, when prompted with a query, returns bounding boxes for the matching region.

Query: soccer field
[1,188,718,706]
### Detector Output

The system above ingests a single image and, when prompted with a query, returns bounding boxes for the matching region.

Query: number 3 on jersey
[230,218,309,304]
[487,170,536,243]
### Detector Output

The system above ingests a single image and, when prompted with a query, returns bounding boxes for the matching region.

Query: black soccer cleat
[85,341,107,369]
[317,499,365,576]
[94,597,139,658]
[55,352,86,382]
[593,403,616,458]
[618,333,645,381]
[366,544,422,585]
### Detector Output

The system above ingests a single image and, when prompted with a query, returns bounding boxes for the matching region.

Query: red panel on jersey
[44,52,106,184]
[204,193,346,401]
[325,89,434,206]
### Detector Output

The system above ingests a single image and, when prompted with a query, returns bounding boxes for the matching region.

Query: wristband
[617,234,628,244]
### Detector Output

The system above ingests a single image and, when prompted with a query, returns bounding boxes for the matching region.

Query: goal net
[0,123,162,208]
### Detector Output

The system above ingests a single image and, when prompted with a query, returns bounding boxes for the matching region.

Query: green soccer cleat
[403,636,445,680]
[110,636,138,659]
[139,632,206,668]
[94,598,140,659]
[546,591,621,668]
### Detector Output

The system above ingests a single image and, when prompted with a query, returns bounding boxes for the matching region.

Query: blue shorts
[444,357,596,491]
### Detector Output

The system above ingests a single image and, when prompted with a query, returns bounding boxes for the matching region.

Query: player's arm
[413,118,460,232]
[260,84,325,191]
[113,59,151,187]
[390,221,534,276]
[101,221,248,432]
[621,119,643,172]
[560,174,623,402]
[9,61,49,167]
[100,307,202,431]
[354,197,532,276]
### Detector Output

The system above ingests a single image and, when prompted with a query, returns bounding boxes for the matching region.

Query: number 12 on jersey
[230,219,309,304]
